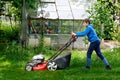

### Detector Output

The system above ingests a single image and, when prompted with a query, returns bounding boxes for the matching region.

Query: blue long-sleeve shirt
[75,24,100,42]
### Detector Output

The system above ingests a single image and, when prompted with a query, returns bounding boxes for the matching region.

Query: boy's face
[83,22,88,27]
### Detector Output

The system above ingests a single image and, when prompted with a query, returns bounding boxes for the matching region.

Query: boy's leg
[86,43,95,68]
[94,41,110,67]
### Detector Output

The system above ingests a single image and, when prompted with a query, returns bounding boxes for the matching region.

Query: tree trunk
[20,0,28,48]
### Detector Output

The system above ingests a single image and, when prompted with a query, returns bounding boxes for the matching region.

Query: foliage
[87,0,118,40]
[1,0,39,20]
[114,1,120,42]
[0,41,54,62]
[3,42,29,61]
[115,2,120,9]
[0,23,20,43]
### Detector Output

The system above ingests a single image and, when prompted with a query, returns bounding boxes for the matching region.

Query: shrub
[87,0,118,40]
[0,23,20,43]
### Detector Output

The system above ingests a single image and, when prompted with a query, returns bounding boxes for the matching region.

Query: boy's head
[83,19,90,27]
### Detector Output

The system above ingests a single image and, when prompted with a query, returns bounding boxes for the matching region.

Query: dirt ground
[101,40,120,50]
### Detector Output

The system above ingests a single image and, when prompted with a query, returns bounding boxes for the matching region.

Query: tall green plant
[0,23,20,43]
[87,0,118,40]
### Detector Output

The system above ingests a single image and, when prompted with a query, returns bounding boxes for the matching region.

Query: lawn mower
[25,34,77,71]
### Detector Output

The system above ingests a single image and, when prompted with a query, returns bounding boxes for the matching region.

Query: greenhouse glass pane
[71,5,84,10]
[41,0,55,2]
[58,11,73,19]
[73,12,89,20]
[57,5,70,11]
[69,0,92,4]
[56,0,69,6]
[43,11,58,19]
[37,10,58,19]
[42,3,56,11]
[56,0,73,19]
[69,0,93,19]
[37,3,58,19]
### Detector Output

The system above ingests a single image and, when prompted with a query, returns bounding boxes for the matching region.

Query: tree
[114,2,120,42]
[87,0,118,40]
[1,0,40,47]
[1,0,39,21]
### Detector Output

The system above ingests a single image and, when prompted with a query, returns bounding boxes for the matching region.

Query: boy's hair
[83,19,90,24]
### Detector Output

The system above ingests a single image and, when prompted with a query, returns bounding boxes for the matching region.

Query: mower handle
[47,37,77,62]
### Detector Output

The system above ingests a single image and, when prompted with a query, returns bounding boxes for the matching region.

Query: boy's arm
[75,27,90,37]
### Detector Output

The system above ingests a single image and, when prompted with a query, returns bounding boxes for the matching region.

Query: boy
[72,19,111,70]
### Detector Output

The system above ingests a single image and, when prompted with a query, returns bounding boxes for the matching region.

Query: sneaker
[86,66,90,69]
[82,66,90,70]
[106,65,111,70]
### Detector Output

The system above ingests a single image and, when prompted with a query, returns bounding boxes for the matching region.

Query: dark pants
[86,40,109,67]
[87,40,104,60]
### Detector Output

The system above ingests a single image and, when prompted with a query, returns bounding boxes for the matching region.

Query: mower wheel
[47,61,57,71]
[25,65,33,71]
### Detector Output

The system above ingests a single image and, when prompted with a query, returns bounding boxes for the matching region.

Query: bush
[87,0,118,40]
[0,23,20,43]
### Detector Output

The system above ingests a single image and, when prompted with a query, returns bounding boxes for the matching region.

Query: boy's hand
[71,32,76,38]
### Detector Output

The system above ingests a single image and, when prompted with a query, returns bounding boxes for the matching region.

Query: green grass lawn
[0,46,120,80]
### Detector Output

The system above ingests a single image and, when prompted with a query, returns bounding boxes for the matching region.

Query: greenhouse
[24,0,96,48]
